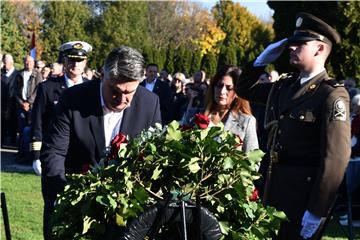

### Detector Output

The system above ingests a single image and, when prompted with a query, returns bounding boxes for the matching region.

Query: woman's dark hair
[204,65,252,116]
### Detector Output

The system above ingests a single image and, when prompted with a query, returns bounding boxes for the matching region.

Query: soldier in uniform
[236,12,351,239]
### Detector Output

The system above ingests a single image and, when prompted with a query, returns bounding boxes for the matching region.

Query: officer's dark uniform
[29,41,92,240]
[236,13,351,239]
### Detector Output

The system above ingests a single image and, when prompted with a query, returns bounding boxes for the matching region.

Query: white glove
[300,210,321,239]
[253,38,288,67]
[32,159,42,176]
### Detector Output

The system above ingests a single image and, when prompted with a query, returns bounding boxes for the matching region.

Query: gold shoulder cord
[262,80,280,206]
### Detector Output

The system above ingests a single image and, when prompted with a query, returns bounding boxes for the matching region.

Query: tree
[88,1,150,68]
[201,52,217,78]
[335,2,360,82]
[190,49,203,75]
[212,1,274,66]
[0,1,28,68]
[164,43,176,75]
[41,1,92,63]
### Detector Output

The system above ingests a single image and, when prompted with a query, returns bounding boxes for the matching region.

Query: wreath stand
[119,192,222,240]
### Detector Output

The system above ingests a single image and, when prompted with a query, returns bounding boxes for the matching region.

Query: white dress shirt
[64,74,84,88]
[145,78,157,92]
[100,82,124,147]
[22,70,32,100]
[5,67,15,77]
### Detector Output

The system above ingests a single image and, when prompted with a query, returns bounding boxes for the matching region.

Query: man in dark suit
[141,63,174,125]
[236,13,350,239]
[30,41,93,176]
[40,46,161,239]
[1,54,19,147]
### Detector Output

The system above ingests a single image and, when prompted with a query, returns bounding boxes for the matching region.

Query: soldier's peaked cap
[59,41,92,61]
[288,12,341,46]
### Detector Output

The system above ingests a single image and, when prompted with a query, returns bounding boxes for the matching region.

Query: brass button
[306,177,312,183]
[271,106,274,110]
[279,115,284,120]
[299,115,305,120]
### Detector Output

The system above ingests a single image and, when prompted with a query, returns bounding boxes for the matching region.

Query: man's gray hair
[103,46,145,82]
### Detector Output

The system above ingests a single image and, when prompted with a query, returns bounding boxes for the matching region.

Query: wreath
[50,114,286,239]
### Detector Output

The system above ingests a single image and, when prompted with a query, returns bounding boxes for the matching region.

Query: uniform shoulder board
[277,72,295,81]
[325,79,345,88]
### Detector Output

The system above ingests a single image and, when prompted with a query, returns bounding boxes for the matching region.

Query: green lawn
[1,172,43,240]
[0,172,359,240]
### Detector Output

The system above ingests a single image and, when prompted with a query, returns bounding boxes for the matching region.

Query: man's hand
[254,38,288,67]
[32,159,42,176]
[21,102,30,111]
[300,210,321,239]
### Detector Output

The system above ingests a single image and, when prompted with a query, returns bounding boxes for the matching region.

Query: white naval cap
[59,41,92,60]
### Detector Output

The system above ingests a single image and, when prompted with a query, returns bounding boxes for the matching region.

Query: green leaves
[51,123,285,239]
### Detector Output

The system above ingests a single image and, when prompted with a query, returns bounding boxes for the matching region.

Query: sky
[197,0,274,22]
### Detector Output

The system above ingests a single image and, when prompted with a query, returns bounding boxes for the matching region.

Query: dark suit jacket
[40,79,161,198]
[141,78,174,125]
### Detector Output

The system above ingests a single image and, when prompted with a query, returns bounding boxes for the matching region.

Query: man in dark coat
[141,63,174,125]
[236,12,351,239]
[1,54,19,147]
[40,46,161,239]
[14,55,43,160]
[30,41,93,176]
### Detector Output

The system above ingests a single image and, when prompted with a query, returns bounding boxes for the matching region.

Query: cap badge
[296,17,303,27]
[309,84,316,90]
[73,43,83,49]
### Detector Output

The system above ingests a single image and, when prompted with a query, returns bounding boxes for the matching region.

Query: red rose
[194,114,210,129]
[249,188,259,201]
[180,124,193,131]
[80,163,90,175]
[107,133,128,160]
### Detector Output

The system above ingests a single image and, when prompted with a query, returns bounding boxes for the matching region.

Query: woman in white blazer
[203,65,258,152]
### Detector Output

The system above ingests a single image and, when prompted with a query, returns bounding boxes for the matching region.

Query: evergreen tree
[190,49,203,75]
[165,44,176,75]
[335,2,360,82]
[1,2,28,68]
[201,52,217,78]
[41,1,92,63]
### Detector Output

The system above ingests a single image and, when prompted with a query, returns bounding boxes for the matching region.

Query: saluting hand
[254,38,288,67]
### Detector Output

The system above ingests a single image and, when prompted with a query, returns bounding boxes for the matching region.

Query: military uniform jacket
[30,76,89,160]
[236,62,351,218]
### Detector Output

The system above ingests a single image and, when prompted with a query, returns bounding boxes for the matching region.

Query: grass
[0,172,359,240]
[1,172,43,240]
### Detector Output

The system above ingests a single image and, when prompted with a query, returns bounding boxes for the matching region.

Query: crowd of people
[1,12,360,240]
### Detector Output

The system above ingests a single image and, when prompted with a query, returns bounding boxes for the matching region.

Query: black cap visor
[288,30,330,44]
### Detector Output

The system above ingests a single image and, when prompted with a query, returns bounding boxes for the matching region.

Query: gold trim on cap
[73,43,83,49]
[31,141,42,151]
[66,55,87,59]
